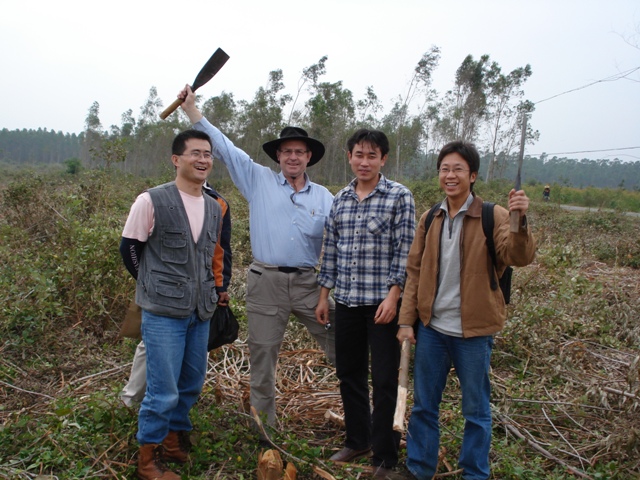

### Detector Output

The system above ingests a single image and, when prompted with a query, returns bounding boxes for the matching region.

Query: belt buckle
[277,266,299,273]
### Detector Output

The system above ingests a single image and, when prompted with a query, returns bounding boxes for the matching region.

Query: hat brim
[262,136,325,166]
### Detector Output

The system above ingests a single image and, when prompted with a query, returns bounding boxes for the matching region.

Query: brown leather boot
[162,430,191,464]
[137,444,180,480]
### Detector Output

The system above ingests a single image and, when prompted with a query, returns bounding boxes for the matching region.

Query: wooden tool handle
[510,210,521,233]
[159,97,184,120]
[393,339,411,432]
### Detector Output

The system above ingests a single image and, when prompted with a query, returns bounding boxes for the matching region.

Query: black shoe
[373,465,415,479]
[329,446,372,462]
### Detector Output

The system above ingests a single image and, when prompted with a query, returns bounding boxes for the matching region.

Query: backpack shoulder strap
[424,202,442,234]
[481,202,499,291]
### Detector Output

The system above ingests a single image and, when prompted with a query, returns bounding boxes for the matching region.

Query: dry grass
[1,183,640,478]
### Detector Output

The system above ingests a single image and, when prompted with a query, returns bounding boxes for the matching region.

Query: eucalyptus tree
[381,102,424,178]
[120,109,135,138]
[484,63,533,181]
[387,46,441,180]
[201,91,238,142]
[130,86,178,175]
[287,56,328,124]
[136,86,163,131]
[237,69,291,164]
[305,80,356,184]
[355,86,383,128]
[419,103,442,170]
[449,54,490,142]
[82,105,128,171]
[81,101,103,167]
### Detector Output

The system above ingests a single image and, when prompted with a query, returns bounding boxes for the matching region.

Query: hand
[397,326,416,345]
[508,188,530,216]
[374,296,399,325]
[178,85,203,124]
[217,291,230,306]
[315,297,330,326]
[374,286,401,324]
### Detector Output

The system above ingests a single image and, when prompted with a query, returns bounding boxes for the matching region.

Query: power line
[528,146,640,157]
[527,68,640,159]
[534,66,640,105]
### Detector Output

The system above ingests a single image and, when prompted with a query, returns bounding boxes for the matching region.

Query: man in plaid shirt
[316,129,415,478]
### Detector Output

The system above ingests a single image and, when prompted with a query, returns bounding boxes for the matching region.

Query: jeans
[406,323,493,480]
[136,309,210,445]
[335,302,400,468]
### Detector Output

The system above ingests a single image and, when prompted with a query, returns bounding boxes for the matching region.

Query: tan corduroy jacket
[398,195,536,337]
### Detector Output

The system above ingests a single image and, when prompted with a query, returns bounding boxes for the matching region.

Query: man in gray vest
[119,129,221,480]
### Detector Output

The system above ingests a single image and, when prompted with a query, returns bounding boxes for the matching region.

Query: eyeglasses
[278,148,309,157]
[438,167,469,175]
[180,151,212,160]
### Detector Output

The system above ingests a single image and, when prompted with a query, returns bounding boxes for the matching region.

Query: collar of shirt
[345,174,388,200]
[441,192,475,217]
[277,171,311,193]
[203,182,219,199]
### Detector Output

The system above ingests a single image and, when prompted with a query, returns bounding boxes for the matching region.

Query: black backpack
[424,202,513,304]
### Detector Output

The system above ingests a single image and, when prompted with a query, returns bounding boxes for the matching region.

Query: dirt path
[558,203,640,217]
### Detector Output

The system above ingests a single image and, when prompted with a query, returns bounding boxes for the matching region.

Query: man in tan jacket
[397,140,535,480]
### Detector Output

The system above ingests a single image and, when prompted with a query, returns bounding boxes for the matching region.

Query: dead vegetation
[1,177,640,478]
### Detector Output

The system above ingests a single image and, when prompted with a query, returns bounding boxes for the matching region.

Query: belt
[277,266,300,273]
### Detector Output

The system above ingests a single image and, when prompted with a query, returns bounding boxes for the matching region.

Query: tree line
[1,48,637,189]
[0,128,83,165]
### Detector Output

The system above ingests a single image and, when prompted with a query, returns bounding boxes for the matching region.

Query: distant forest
[1,50,638,189]
[1,127,637,190]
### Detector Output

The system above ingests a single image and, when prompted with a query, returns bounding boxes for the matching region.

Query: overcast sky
[1,0,638,161]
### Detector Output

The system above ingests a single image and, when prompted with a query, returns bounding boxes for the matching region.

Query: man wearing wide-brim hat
[178,86,336,430]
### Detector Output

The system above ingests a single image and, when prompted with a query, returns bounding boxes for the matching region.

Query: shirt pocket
[149,270,192,309]
[160,229,189,265]
[366,215,390,236]
[202,278,218,314]
[296,210,327,240]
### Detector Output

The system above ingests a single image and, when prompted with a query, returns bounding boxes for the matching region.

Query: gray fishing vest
[135,182,221,321]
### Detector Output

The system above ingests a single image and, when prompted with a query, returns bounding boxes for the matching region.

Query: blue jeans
[136,310,210,445]
[406,323,493,480]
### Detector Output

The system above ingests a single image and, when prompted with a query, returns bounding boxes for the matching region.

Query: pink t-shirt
[122,190,205,242]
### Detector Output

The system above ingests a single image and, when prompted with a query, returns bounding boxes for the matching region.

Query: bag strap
[424,202,442,234]
[482,201,499,291]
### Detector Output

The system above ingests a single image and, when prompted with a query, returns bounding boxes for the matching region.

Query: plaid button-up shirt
[318,175,416,307]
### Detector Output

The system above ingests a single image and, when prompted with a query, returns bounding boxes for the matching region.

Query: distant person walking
[543,185,551,202]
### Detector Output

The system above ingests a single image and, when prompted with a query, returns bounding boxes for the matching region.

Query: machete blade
[159,48,230,120]
[191,48,230,92]
[515,168,522,192]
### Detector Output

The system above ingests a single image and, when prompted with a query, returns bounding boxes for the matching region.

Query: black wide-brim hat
[262,126,325,167]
